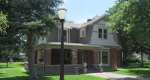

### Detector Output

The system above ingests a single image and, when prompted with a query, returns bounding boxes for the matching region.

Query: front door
[99,49,110,66]
[77,50,94,64]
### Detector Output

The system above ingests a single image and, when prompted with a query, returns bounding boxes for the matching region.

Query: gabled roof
[80,15,106,28]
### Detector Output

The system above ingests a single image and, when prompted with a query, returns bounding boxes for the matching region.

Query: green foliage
[107,0,150,47]
[0,12,8,33]
[0,0,61,56]
[0,0,61,33]
[107,0,150,66]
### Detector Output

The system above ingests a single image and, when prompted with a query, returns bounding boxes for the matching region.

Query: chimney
[87,19,92,22]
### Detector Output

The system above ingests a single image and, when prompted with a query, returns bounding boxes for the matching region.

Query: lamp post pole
[60,19,65,80]
[58,7,67,80]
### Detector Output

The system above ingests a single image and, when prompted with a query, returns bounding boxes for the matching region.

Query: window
[82,31,85,36]
[64,50,72,64]
[51,49,72,65]
[98,29,102,38]
[80,28,86,38]
[102,50,109,64]
[104,29,107,39]
[51,49,60,65]
[98,28,108,39]
[99,50,109,65]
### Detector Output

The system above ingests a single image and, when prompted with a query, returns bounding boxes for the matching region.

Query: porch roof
[35,42,102,50]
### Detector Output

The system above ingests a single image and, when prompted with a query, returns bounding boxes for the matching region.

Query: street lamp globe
[58,8,67,20]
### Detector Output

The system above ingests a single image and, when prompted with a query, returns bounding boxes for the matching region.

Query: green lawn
[0,62,106,80]
[115,62,150,77]
[0,62,28,80]
[41,75,106,80]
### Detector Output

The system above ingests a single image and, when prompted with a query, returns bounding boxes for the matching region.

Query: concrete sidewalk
[86,72,141,80]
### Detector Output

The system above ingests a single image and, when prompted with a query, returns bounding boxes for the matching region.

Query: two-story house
[30,16,122,76]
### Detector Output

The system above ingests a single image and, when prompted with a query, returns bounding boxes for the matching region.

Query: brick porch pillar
[93,49,99,64]
[93,49,103,72]
[110,48,118,71]
[44,49,51,65]
[72,49,78,64]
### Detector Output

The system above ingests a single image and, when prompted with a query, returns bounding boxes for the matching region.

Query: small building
[30,16,122,76]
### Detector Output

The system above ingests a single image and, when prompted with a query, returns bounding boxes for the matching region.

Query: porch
[32,42,121,75]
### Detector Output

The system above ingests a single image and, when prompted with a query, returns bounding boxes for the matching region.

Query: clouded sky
[64,0,117,23]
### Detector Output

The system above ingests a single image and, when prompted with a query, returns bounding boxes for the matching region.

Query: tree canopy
[0,0,62,78]
[0,0,61,50]
[107,0,150,66]
[107,0,150,48]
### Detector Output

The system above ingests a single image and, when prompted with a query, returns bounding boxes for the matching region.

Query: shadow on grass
[102,67,114,72]
[0,66,14,69]
[0,76,28,80]
[122,65,150,69]
[128,69,150,77]
[127,62,150,68]
[119,62,150,77]
[0,73,5,77]
[39,76,54,80]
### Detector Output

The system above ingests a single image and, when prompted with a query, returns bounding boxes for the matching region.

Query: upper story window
[104,29,107,39]
[98,29,102,38]
[98,28,108,39]
[80,28,86,38]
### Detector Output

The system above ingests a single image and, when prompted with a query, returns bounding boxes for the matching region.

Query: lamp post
[58,8,67,80]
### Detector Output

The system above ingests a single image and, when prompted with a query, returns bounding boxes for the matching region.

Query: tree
[0,0,61,79]
[107,0,150,67]
[0,12,20,64]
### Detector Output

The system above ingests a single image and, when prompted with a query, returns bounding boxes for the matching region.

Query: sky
[64,0,117,23]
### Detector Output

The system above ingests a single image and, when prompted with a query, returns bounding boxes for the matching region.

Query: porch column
[72,49,78,64]
[33,49,36,64]
[93,49,103,72]
[93,49,99,64]
[44,49,51,65]
[99,49,103,72]
[110,48,118,71]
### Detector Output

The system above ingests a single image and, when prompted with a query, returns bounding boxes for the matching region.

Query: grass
[115,62,150,77]
[102,66,114,72]
[0,62,106,80]
[40,75,106,80]
[0,62,28,80]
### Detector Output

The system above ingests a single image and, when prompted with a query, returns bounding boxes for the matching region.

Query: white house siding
[89,20,119,47]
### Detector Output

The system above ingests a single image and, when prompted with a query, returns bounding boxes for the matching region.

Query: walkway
[86,72,141,80]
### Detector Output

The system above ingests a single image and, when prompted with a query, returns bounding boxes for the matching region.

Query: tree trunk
[140,49,144,67]
[122,49,128,66]
[6,60,9,67]
[26,32,36,80]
